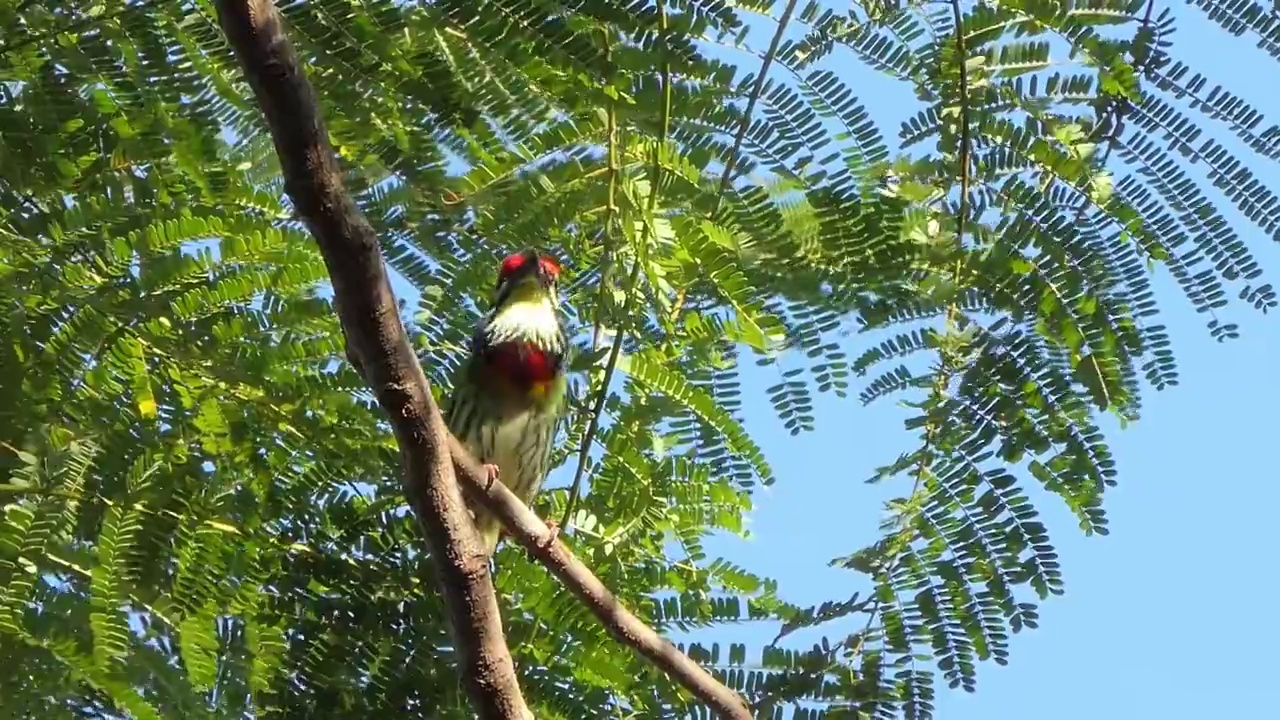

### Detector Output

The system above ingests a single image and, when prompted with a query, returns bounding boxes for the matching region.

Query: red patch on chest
[486,342,558,389]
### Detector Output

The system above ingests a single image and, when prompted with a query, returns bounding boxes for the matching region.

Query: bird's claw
[481,463,500,490]
[541,519,560,549]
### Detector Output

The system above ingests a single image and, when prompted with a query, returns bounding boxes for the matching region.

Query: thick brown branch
[214,2,530,718]
[216,1,750,717]
[449,438,752,720]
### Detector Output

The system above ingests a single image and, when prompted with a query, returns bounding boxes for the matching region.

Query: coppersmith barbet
[444,249,568,556]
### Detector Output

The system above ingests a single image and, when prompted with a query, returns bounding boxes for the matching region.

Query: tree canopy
[2,0,1276,718]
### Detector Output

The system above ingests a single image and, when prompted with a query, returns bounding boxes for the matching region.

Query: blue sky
[688,5,1280,719]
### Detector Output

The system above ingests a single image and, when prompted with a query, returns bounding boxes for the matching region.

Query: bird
[443,248,568,557]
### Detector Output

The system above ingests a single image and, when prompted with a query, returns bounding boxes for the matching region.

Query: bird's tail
[471,507,503,558]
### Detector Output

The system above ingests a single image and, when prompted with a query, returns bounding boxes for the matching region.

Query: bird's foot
[481,463,501,490]
[540,519,560,549]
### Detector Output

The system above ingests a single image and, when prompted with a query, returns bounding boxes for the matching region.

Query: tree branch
[449,437,752,719]
[215,2,750,718]
[214,3,530,719]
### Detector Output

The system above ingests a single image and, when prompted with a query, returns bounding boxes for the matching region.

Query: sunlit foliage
[1,0,1275,717]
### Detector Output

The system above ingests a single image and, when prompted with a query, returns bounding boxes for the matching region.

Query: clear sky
[693,5,1280,719]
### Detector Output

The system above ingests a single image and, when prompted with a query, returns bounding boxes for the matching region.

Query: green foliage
[1,0,1275,718]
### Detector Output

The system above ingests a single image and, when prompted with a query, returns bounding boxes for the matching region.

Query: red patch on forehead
[498,251,560,282]
[538,256,560,278]
[499,252,529,279]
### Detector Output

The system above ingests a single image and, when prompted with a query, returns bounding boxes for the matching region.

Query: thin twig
[667,0,798,324]
[561,3,673,529]
[716,0,799,198]
[561,255,642,529]
[562,31,624,527]
[591,32,620,356]
[817,6,977,712]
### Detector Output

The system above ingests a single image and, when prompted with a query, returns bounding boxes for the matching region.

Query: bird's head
[494,248,560,307]
[485,248,564,349]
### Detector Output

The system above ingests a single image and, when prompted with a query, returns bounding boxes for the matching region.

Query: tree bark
[214,2,531,718]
